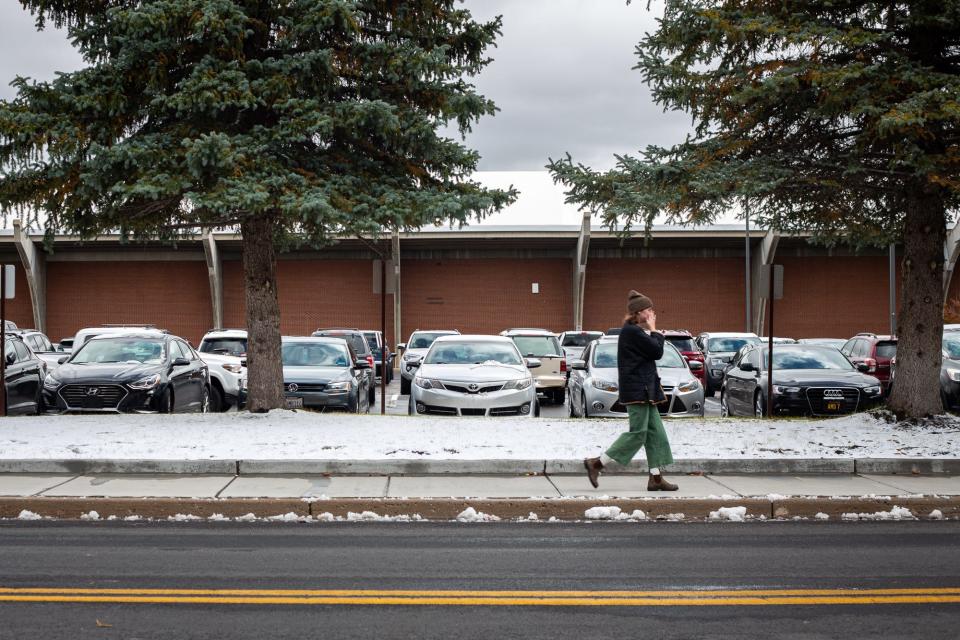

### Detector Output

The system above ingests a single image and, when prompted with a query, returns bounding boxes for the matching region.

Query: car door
[168,341,194,410]
[724,347,747,414]
[741,348,763,412]
[182,340,207,410]
[14,340,42,413]
[3,339,26,413]
[570,343,591,413]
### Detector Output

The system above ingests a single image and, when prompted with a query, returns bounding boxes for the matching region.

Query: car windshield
[199,338,247,356]
[709,337,760,352]
[318,332,367,354]
[282,343,350,367]
[512,336,562,358]
[408,332,453,349]
[561,332,603,348]
[944,336,960,359]
[364,333,379,349]
[71,338,165,364]
[764,347,855,371]
[875,341,897,359]
[666,337,696,352]
[424,341,522,365]
[590,343,686,368]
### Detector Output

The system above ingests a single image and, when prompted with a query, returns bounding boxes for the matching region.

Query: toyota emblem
[287,383,298,393]
[467,383,479,392]
[86,387,99,396]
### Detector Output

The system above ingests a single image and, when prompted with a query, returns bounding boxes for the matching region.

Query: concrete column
[392,229,402,349]
[751,230,780,335]
[11,219,45,332]
[202,230,223,331]
[943,223,960,298]
[572,212,591,330]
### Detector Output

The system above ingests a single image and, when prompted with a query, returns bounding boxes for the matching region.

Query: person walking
[584,290,678,491]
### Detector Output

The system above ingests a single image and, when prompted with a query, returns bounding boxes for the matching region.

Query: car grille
[489,406,525,417]
[460,408,486,416]
[286,383,326,392]
[805,387,860,415]
[442,383,505,394]
[60,384,127,410]
[423,405,458,416]
[610,402,628,413]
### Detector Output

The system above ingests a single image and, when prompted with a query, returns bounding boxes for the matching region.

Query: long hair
[623,311,642,325]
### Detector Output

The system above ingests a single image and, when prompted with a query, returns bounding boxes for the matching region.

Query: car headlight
[710,357,726,366]
[774,385,801,394]
[403,353,421,362]
[676,380,700,393]
[129,374,161,390]
[947,369,960,383]
[221,363,243,374]
[43,374,61,389]
[862,385,881,395]
[415,377,444,390]
[502,377,532,390]
[591,379,618,392]
[327,381,350,391]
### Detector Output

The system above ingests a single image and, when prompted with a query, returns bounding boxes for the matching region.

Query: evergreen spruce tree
[1,0,514,411]
[549,1,959,418]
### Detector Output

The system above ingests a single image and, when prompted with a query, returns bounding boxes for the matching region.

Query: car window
[767,347,855,370]
[840,339,854,356]
[708,337,760,352]
[408,332,452,349]
[875,341,897,359]
[199,338,247,356]
[561,332,603,348]
[944,335,960,359]
[170,341,188,361]
[13,340,31,362]
[745,349,761,369]
[423,341,522,365]
[511,336,562,358]
[317,332,368,355]
[176,341,197,361]
[364,333,379,349]
[658,344,686,368]
[665,337,696,352]
[282,342,351,367]
[71,338,166,364]
[591,343,618,368]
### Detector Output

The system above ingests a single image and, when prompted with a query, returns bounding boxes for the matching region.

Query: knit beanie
[627,290,653,314]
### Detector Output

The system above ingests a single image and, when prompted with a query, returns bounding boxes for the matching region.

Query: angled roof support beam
[12,219,45,332]
[751,230,780,335]
[943,223,960,298]
[202,229,223,331]
[392,228,402,350]
[573,212,591,331]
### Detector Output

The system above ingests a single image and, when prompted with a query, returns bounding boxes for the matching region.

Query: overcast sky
[0,0,691,173]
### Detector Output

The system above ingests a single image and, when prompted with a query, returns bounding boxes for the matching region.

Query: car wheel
[209,383,225,412]
[704,381,714,398]
[719,391,730,418]
[754,391,765,418]
[534,400,541,417]
[159,388,174,414]
[400,376,411,395]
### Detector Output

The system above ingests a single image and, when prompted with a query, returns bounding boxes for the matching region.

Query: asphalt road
[1,521,958,639]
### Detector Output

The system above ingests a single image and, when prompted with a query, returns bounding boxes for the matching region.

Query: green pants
[605,403,674,468]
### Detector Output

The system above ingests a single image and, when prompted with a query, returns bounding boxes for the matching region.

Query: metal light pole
[745,200,752,333]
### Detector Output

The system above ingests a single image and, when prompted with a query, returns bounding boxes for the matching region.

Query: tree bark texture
[242,215,285,412]
[887,188,947,418]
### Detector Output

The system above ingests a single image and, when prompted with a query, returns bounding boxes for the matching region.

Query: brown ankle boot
[584,457,603,489]
[647,473,678,491]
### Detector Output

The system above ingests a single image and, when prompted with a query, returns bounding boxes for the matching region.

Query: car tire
[400,376,411,395]
[199,385,210,413]
[209,383,225,412]
[703,381,714,398]
[533,400,541,417]
[159,388,174,414]
[719,391,730,418]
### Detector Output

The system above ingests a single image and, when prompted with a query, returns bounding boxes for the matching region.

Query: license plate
[825,401,841,411]
[285,397,303,409]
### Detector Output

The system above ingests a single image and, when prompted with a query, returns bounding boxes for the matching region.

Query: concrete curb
[1,457,957,476]
[3,496,958,521]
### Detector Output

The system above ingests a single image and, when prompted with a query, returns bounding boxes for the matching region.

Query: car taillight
[864,358,877,373]
[686,352,703,362]
[560,359,567,373]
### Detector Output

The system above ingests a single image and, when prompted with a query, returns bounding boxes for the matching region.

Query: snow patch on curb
[79,510,100,521]
[583,506,647,521]
[17,510,42,520]
[708,506,748,522]
[840,506,916,521]
[929,509,944,520]
[456,507,500,522]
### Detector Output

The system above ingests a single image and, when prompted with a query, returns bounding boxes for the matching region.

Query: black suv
[3,333,44,415]
[42,332,210,413]
[312,329,377,406]
[363,330,395,383]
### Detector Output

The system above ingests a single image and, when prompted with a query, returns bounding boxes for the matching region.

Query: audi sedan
[408,335,539,417]
[720,344,882,417]
[567,336,704,418]
[42,332,210,413]
[274,336,373,412]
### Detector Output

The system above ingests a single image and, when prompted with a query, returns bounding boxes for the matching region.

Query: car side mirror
[740,362,755,372]
[688,360,704,371]
[571,359,587,370]
[525,358,541,369]
[397,343,406,351]
[172,357,190,367]
[407,359,420,369]
[857,363,870,373]
[57,356,69,365]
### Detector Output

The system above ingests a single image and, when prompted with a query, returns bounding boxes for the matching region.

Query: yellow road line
[1,594,960,606]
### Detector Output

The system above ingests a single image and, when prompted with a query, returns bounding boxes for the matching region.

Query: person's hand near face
[640,308,657,332]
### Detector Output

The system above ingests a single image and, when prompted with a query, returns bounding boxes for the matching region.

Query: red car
[840,333,897,394]
[661,330,705,384]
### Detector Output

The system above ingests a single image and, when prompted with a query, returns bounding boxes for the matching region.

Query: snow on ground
[709,506,748,522]
[0,410,956,461]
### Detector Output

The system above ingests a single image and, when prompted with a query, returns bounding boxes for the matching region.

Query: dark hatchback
[42,333,210,413]
[3,334,45,415]
[720,344,883,417]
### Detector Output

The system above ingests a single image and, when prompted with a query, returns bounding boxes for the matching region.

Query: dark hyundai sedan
[720,345,882,417]
[42,332,209,413]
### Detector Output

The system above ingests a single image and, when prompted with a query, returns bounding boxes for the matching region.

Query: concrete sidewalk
[2,471,958,522]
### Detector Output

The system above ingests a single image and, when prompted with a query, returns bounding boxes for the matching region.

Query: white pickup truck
[197,329,247,412]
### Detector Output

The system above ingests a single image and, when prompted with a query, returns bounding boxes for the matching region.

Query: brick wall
[583,257,745,335]
[1,263,36,330]
[46,261,212,345]
[400,258,573,339]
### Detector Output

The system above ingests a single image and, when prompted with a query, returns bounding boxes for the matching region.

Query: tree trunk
[242,215,285,412]
[886,188,947,419]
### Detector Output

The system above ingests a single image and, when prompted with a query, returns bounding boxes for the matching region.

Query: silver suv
[197,329,247,411]
[398,329,461,395]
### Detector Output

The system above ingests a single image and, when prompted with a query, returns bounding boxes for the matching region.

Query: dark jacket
[617,322,666,404]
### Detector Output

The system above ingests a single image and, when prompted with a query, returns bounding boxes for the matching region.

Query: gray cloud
[0,0,691,172]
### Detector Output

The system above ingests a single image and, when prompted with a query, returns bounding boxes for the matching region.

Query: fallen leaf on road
[95,620,113,628]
